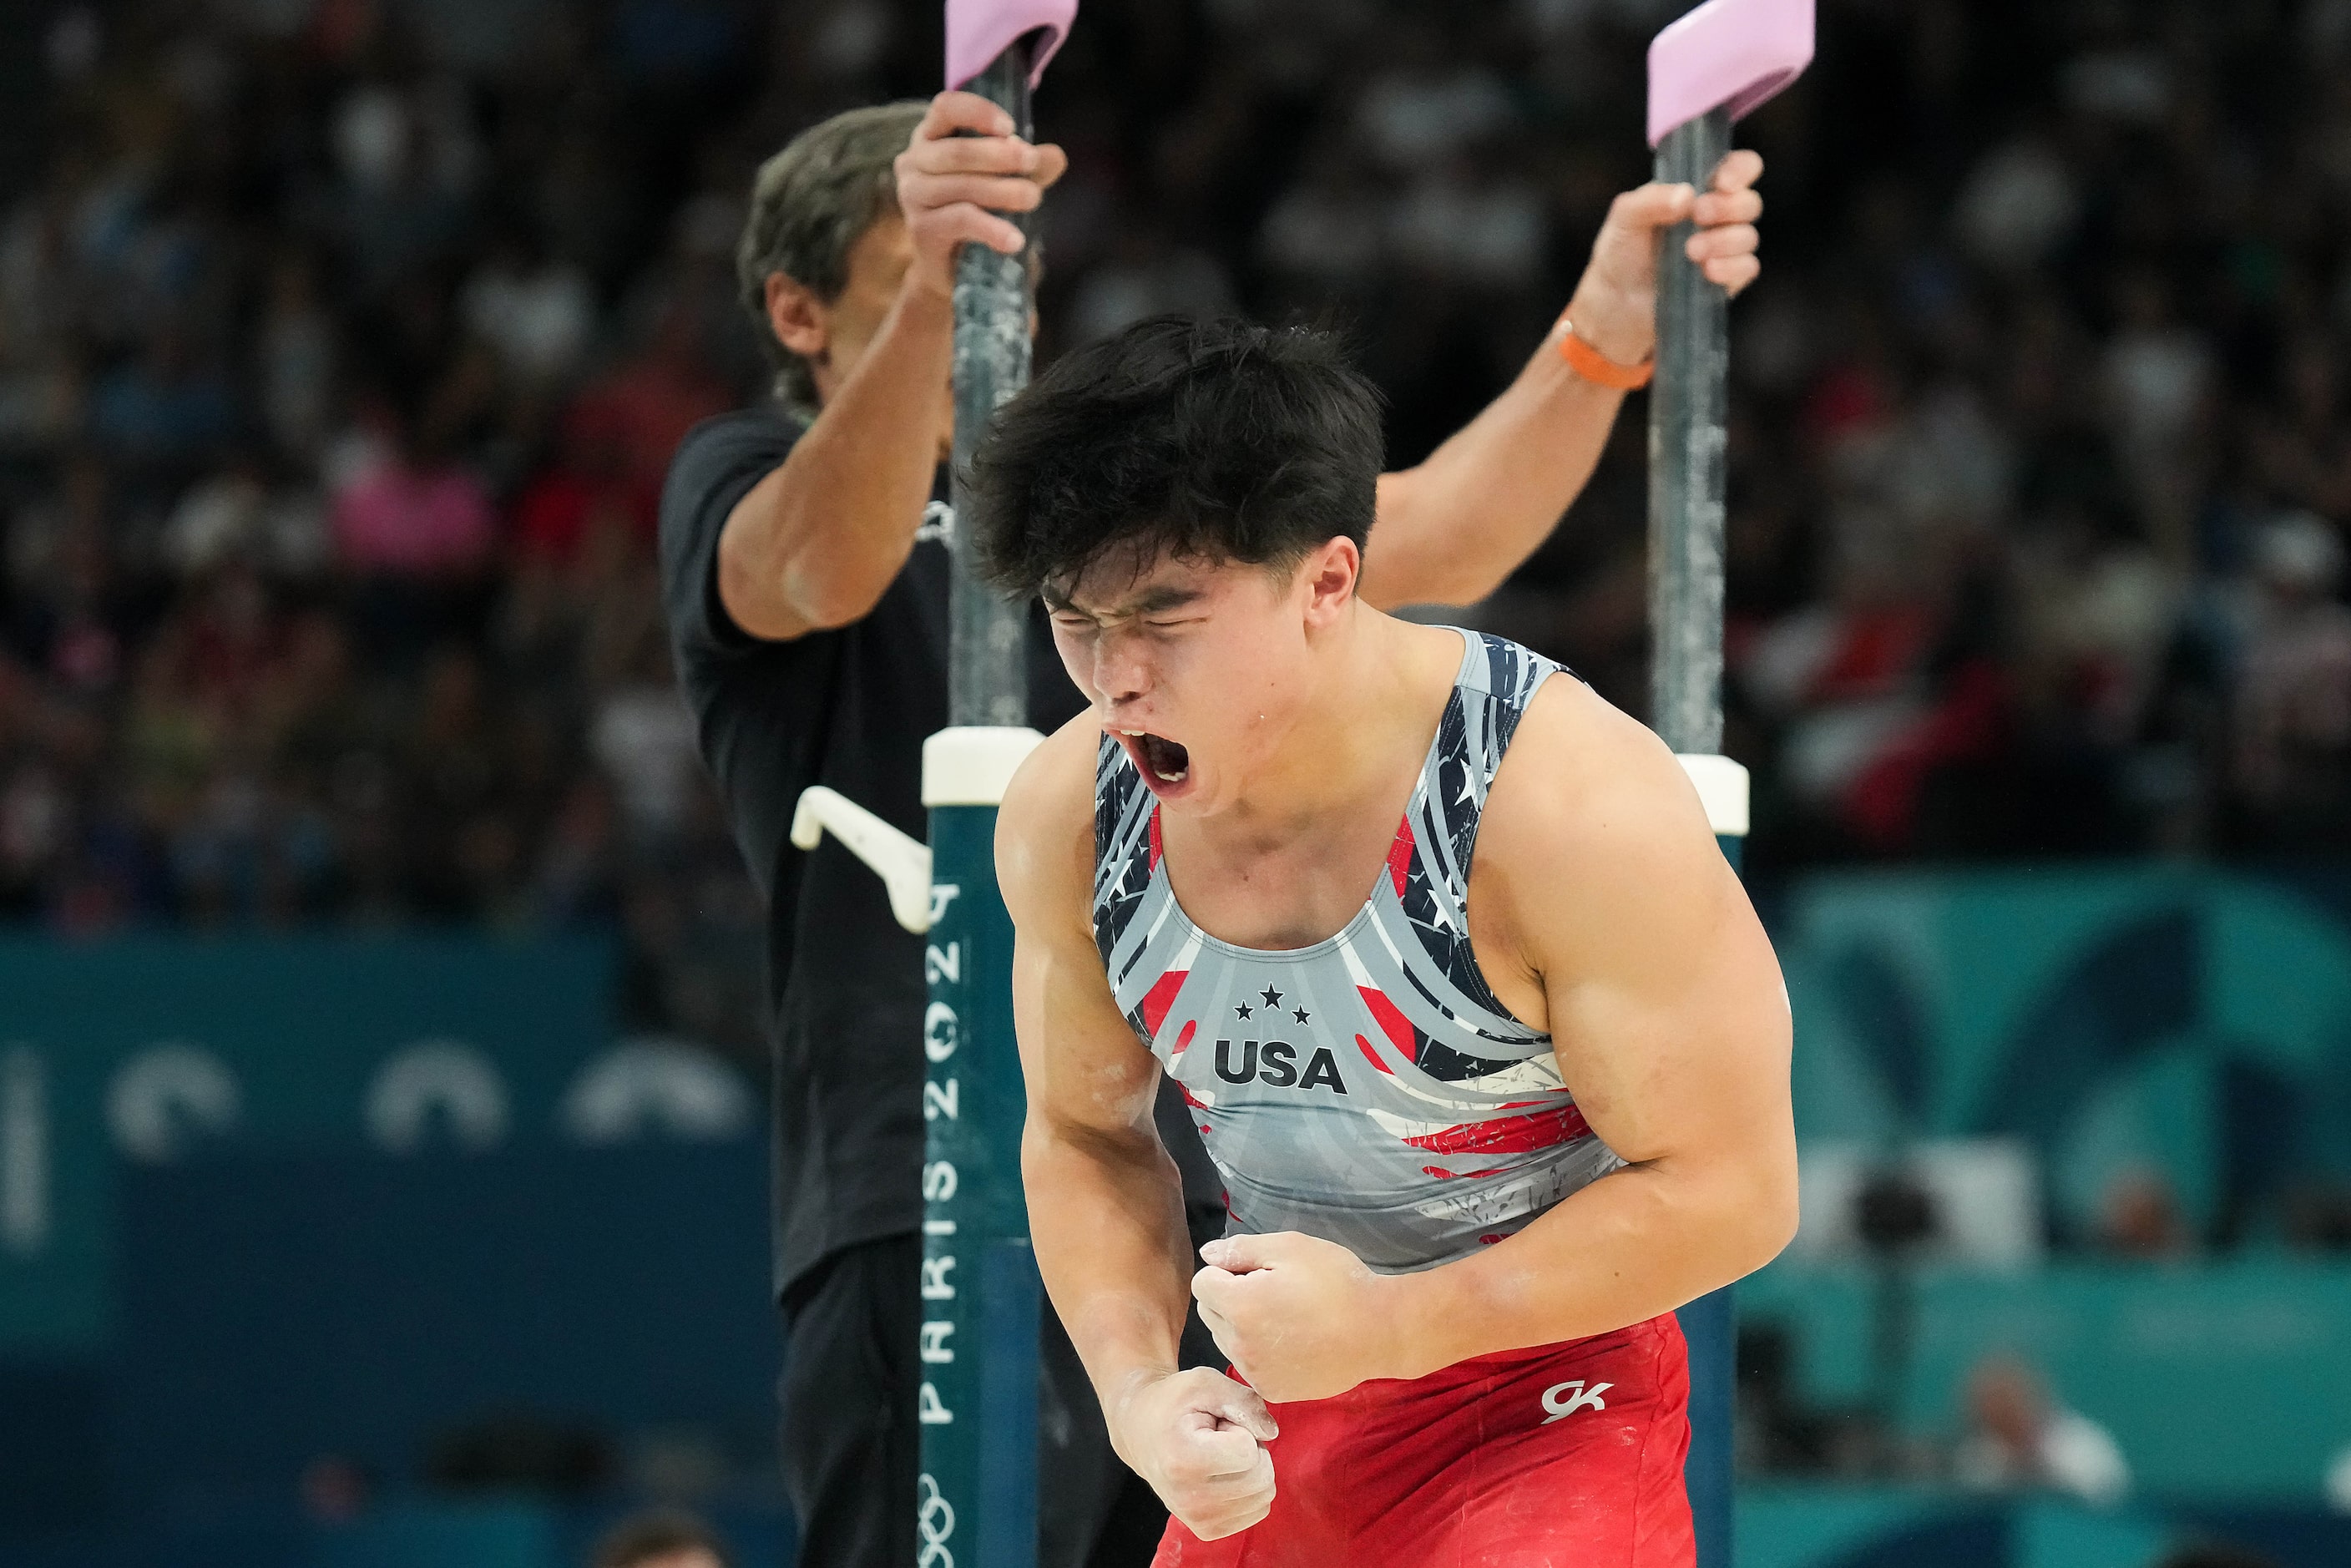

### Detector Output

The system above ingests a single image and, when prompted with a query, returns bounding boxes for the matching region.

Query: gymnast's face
[1046,537,1361,819]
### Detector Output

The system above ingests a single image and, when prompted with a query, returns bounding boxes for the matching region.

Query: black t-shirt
[660,405,1111,1297]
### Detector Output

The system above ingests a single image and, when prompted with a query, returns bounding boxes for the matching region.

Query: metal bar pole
[948,43,1039,731]
[1651,103,1738,1568]
[923,31,1049,1568]
[1648,106,1733,759]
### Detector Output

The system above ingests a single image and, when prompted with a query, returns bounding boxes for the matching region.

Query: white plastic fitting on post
[1676,753,1752,838]
[789,787,935,934]
[922,726,1045,808]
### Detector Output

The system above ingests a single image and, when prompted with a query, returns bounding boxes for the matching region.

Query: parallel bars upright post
[918,7,1074,1563]
[1645,2,1815,1564]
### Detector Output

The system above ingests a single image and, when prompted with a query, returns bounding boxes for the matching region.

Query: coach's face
[768,211,1042,460]
[766,213,957,455]
[1048,537,1360,818]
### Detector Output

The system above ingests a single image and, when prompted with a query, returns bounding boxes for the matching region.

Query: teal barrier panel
[1753,864,2351,1501]
[316,1503,561,1568]
[1777,867,2351,1235]
[1737,1488,2351,1568]
[1736,1487,1996,1568]
[1741,1260,2351,1496]
[7,1497,799,1568]
[0,934,617,1357]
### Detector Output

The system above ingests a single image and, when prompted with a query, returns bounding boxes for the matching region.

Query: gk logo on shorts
[1541,1378,1614,1423]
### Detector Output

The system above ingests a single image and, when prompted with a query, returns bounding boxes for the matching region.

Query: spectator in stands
[591,1509,729,1568]
[2094,1166,2197,1262]
[1952,1353,2131,1506]
[89,326,238,471]
[331,402,498,584]
[2230,512,2351,850]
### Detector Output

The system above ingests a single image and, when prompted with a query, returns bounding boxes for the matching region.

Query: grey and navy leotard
[1091,629,1625,1273]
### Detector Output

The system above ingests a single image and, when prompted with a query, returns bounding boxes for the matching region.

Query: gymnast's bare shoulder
[995,707,1103,944]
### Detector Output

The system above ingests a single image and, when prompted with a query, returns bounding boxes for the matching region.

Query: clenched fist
[1191,1232,1415,1404]
[893,91,1069,300]
[1107,1365,1280,1541]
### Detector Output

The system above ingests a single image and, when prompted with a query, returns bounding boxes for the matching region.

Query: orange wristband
[1555,317,1653,390]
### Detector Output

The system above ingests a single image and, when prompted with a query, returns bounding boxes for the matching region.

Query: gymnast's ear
[765,271,830,363]
[1299,535,1361,627]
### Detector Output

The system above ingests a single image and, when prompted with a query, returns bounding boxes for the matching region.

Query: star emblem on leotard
[1292,1006,1311,1025]
[1234,1002,1254,1019]
[1261,987,1283,1008]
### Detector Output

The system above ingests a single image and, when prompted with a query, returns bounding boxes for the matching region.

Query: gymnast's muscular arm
[717,92,1063,640]
[1191,677,1797,1401]
[1357,151,1765,612]
[997,716,1280,1540]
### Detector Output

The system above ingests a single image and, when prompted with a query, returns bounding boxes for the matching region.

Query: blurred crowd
[0,0,777,1054]
[3,0,2351,1061]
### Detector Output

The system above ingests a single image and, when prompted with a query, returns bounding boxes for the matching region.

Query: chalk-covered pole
[948,35,1039,731]
[1648,102,1733,756]
[925,5,1075,1565]
[1645,1,1813,1563]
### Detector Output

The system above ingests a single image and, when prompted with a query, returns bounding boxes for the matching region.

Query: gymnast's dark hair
[967,316,1385,600]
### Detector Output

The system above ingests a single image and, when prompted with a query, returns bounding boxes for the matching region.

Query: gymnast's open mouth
[1114,728,1191,790]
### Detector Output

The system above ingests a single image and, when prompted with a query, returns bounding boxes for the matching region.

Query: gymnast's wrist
[1102,1361,1181,1460]
[1376,1264,1474,1381]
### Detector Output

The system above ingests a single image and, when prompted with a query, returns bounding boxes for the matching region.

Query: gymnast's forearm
[1022,1117,1197,1425]
[716,279,954,637]
[1360,334,1625,610]
[1384,1150,1796,1378]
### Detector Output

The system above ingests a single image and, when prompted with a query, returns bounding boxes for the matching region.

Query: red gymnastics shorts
[1153,1313,1694,1568]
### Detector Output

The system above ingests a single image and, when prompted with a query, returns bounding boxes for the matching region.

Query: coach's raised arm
[711,92,1764,650]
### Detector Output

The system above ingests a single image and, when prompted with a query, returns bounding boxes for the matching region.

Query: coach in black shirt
[660,91,1765,1568]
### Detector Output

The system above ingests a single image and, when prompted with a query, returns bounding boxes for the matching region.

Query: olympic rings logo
[917,1472,958,1567]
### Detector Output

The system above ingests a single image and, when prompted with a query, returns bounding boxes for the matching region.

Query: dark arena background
[2,1,2351,1565]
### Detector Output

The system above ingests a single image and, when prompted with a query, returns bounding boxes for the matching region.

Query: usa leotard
[1094,628,1620,1270]
[1093,629,1696,1568]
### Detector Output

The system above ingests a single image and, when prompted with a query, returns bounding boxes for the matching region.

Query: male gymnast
[980,316,1798,1564]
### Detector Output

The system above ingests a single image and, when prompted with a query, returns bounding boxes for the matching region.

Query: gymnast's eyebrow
[1043,583,1207,620]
